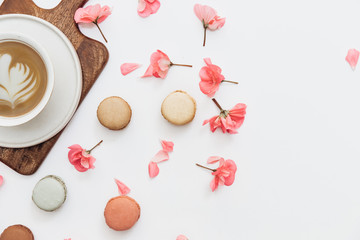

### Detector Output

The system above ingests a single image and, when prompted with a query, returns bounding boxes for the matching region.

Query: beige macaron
[161,90,196,125]
[97,96,132,130]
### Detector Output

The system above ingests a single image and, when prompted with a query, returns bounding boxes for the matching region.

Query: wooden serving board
[0,0,109,175]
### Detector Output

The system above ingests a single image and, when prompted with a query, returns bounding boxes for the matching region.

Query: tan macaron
[161,90,196,125]
[97,96,132,130]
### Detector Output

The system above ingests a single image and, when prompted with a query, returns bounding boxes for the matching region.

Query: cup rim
[0,32,54,127]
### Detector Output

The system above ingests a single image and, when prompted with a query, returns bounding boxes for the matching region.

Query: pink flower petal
[207,156,223,164]
[138,0,160,18]
[114,179,131,196]
[68,144,83,151]
[210,177,219,192]
[176,235,188,240]
[346,48,360,70]
[148,161,160,178]
[194,4,217,24]
[161,140,174,152]
[73,162,88,172]
[121,63,141,76]
[151,150,169,163]
[0,175,3,186]
[142,65,154,78]
[74,4,111,24]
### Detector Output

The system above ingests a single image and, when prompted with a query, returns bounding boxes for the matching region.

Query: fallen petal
[148,161,160,178]
[114,179,131,195]
[346,48,360,70]
[176,235,188,240]
[161,140,174,152]
[151,150,169,163]
[120,63,141,76]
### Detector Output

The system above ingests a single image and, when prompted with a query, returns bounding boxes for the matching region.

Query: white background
[1,0,360,239]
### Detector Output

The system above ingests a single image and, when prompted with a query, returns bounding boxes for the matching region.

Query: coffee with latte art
[0,41,47,117]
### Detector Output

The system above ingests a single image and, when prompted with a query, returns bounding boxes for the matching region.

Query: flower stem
[222,80,239,84]
[203,26,207,47]
[196,163,216,172]
[88,140,103,154]
[94,23,108,43]
[170,62,193,67]
[212,98,223,111]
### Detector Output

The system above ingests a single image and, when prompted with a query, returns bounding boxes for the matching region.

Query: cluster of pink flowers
[69,2,242,238]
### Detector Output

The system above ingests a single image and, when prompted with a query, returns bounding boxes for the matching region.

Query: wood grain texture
[0,0,109,175]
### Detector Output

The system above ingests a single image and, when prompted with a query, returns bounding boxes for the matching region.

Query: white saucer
[0,14,82,148]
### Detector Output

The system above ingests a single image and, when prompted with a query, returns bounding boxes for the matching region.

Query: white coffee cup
[0,33,54,127]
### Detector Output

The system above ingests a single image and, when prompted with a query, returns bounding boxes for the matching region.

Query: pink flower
[0,175,3,187]
[115,179,131,195]
[199,58,238,97]
[346,48,360,70]
[161,140,174,152]
[194,4,225,46]
[203,99,246,134]
[176,235,188,240]
[74,4,111,42]
[142,50,192,79]
[67,140,103,172]
[138,0,161,18]
[197,156,237,192]
[121,63,141,76]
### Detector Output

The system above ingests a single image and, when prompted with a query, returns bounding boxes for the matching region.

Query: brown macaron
[104,196,140,231]
[161,90,196,125]
[97,96,132,130]
[0,225,34,240]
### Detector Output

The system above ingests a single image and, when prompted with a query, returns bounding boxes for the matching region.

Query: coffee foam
[0,41,47,117]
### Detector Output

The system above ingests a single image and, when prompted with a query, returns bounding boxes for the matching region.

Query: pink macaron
[104,196,140,231]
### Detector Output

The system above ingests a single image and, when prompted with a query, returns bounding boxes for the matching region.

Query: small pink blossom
[67,140,103,172]
[115,179,131,195]
[199,58,237,97]
[346,49,360,70]
[161,140,174,152]
[197,156,237,192]
[121,63,141,76]
[194,4,225,46]
[142,50,192,79]
[138,0,161,18]
[74,4,111,42]
[176,235,188,240]
[203,99,246,134]
[0,175,3,186]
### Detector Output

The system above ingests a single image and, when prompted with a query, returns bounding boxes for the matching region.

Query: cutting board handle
[54,0,88,15]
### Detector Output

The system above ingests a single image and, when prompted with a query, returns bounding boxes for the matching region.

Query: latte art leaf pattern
[0,41,47,117]
[0,54,39,109]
